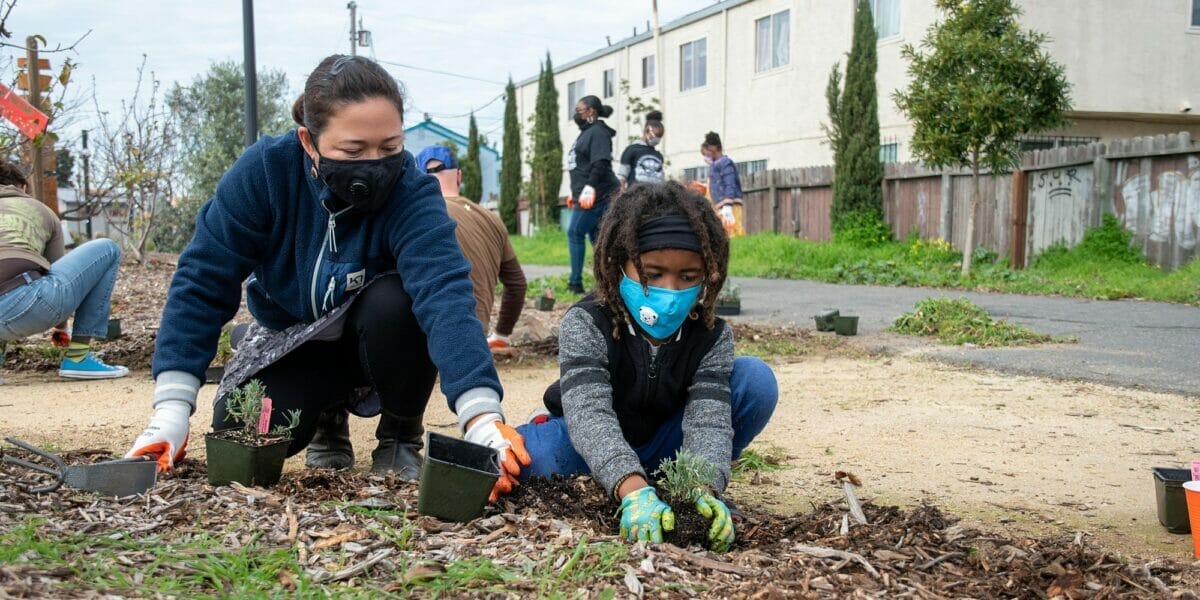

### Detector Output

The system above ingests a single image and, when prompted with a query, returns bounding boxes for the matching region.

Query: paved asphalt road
[524,265,1200,397]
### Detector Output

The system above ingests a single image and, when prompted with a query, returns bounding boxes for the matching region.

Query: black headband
[637,215,702,253]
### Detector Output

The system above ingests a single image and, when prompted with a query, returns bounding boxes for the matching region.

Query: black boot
[305,406,355,470]
[371,411,424,479]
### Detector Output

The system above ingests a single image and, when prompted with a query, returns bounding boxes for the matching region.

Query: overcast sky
[14,0,718,149]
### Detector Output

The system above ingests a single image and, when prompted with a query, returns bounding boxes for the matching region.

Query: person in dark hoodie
[565,95,620,295]
[124,55,529,502]
[617,110,665,189]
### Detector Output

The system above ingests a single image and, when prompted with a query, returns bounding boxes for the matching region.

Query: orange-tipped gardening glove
[579,185,596,209]
[464,414,532,502]
[125,400,190,472]
[566,195,576,209]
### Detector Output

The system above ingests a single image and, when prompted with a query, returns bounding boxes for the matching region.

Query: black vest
[543,300,726,447]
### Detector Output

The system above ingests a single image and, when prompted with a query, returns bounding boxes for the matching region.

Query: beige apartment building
[514,0,1200,191]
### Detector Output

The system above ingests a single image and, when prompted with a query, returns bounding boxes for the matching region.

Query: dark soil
[663,499,709,548]
[505,475,617,531]
[208,429,289,447]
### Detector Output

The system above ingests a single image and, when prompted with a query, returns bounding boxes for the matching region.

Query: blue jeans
[0,239,121,341]
[517,356,779,481]
[567,200,610,287]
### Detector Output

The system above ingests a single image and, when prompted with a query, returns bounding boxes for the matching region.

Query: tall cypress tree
[529,52,563,227]
[831,0,884,233]
[461,113,483,202]
[499,78,521,233]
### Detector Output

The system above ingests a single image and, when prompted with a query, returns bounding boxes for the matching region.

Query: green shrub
[833,211,893,247]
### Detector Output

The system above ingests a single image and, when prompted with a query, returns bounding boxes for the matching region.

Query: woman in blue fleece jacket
[125,55,529,500]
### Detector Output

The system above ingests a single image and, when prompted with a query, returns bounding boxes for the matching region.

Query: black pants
[212,275,437,456]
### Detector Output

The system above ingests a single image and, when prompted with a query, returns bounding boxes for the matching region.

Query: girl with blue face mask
[517,182,779,553]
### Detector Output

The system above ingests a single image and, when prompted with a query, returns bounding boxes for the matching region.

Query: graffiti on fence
[1114,156,1200,252]
[1027,166,1093,254]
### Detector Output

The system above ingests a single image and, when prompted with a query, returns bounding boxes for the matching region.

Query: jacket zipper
[309,204,351,321]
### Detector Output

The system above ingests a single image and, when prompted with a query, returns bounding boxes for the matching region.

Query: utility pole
[242,0,259,148]
[651,1,665,158]
[348,1,357,56]
[81,130,92,239]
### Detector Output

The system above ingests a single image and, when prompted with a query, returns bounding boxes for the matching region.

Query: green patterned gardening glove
[694,490,735,552]
[619,486,675,543]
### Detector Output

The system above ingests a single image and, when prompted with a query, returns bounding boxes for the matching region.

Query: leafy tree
[894,0,1070,274]
[154,61,290,251]
[55,147,74,188]
[460,113,483,202]
[168,61,291,202]
[830,0,884,237]
[620,79,661,144]
[527,53,563,228]
[499,77,521,233]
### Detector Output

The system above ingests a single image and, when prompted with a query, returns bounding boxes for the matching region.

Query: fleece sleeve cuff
[153,370,201,414]
[454,386,503,432]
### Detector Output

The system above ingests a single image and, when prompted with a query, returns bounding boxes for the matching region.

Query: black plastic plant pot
[715,301,741,316]
[418,432,500,523]
[833,315,859,336]
[205,431,290,488]
[205,366,225,385]
[105,318,122,340]
[813,309,839,332]
[1153,467,1192,534]
[537,296,556,311]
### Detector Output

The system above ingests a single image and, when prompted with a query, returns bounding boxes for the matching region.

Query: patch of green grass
[736,336,806,360]
[891,297,1055,347]
[511,220,1200,305]
[732,446,791,480]
[526,272,596,305]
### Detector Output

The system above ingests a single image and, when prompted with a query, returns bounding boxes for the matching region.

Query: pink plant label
[258,397,272,435]
[1192,460,1200,482]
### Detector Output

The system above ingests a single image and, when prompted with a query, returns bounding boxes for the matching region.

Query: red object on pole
[0,81,49,140]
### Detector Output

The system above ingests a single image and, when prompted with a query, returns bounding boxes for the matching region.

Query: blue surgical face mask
[619,273,702,340]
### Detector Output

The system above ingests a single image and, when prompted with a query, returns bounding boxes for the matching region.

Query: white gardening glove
[464,413,531,502]
[579,185,597,209]
[126,399,191,472]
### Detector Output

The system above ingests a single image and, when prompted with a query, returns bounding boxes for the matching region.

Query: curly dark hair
[593,181,729,338]
[702,131,722,152]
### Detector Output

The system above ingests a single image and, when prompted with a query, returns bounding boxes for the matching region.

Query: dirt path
[2,354,1196,561]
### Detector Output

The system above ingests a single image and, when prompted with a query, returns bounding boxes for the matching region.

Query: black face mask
[573,113,587,128]
[316,152,405,214]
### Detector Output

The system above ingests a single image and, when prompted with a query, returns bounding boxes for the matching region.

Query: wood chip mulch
[2,453,1196,598]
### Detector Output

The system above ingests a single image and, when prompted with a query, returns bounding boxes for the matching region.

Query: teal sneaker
[58,353,130,380]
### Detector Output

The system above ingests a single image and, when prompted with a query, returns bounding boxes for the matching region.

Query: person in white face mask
[618,111,665,189]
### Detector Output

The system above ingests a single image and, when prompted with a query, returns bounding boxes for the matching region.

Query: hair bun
[646,110,663,122]
[599,104,614,118]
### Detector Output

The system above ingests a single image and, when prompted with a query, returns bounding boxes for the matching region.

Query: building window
[1193,0,1200,27]
[603,69,615,98]
[879,143,899,163]
[680,38,707,91]
[872,0,901,39]
[641,55,656,88]
[1018,135,1098,153]
[566,79,585,120]
[755,10,790,72]
[682,166,709,182]
[737,160,769,178]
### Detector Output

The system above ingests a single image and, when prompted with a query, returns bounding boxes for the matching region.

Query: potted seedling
[715,283,741,316]
[655,450,720,548]
[537,287,556,311]
[205,379,300,487]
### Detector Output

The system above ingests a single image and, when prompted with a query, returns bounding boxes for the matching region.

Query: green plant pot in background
[813,309,840,332]
[205,431,290,487]
[418,432,500,523]
[833,315,859,336]
[1153,467,1192,534]
[105,318,122,340]
[536,296,555,311]
[715,300,741,316]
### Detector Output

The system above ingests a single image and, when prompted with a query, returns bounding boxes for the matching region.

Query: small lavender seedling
[655,449,718,504]
[223,379,301,440]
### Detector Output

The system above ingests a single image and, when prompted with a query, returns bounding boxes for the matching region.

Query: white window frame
[642,55,656,88]
[879,143,899,163]
[680,38,707,91]
[566,79,585,120]
[755,10,790,72]
[603,69,615,98]
[871,0,901,40]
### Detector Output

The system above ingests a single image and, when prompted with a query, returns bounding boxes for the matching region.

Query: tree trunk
[961,151,981,276]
